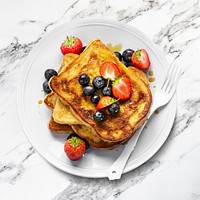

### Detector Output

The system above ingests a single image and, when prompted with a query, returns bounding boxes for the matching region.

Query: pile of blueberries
[43,69,57,93]
[78,73,119,122]
[114,48,135,67]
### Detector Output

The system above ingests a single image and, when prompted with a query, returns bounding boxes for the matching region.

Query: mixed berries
[43,35,151,161]
[114,48,150,69]
[78,60,134,122]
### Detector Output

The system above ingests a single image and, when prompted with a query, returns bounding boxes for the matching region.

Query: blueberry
[121,60,128,67]
[114,52,122,61]
[92,76,105,89]
[91,94,100,104]
[83,85,95,96]
[121,60,133,67]
[108,103,120,115]
[79,74,90,86]
[122,49,135,62]
[102,87,112,96]
[93,110,105,122]
[81,46,87,53]
[126,62,133,67]
[44,69,57,81]
[43,80,51,94]
[67,133,90,149]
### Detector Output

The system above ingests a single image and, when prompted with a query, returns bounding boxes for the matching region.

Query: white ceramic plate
[17,19,176,178]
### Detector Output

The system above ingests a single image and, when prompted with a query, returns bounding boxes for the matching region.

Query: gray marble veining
[53,160,160,200]
[0,142,34,185]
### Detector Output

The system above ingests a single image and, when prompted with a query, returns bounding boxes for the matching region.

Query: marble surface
[1,0,200,199]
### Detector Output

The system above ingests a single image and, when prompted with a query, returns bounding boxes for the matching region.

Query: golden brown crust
[48,118,74,134]
[44,92,57,110]
[50,39,152,142]
[128,67,149,86]
[71,125,124,150]
[52,98,83,125]
[44,53,79,111]
[58,53,79,74]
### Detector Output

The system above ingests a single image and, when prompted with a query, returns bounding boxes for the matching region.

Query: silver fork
[107,63,182,180]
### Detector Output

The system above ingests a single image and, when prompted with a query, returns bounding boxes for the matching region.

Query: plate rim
[17,18,176,178]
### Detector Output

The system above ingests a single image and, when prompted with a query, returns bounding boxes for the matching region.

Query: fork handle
[107,124,145,180]
[107,108,156,180]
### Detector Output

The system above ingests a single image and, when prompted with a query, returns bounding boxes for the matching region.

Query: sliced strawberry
[64,136,86,161]
[131,49,150,70]
[112,76,132,100]
[96,96,117,110]
[100,62,120,80]
[60,36,82,55]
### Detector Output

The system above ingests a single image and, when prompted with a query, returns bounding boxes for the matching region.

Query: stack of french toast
[44,39,152,150]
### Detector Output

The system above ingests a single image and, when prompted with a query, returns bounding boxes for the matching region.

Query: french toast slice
[44,53,79,133]
[45,69,149,149]
[48,117,74,134]
[71,125,123,150]
[44,53,127,149]
[52,98,82,125]
[50,39,152,142]
[44,53,79,111]
[58,53,79,74]
[44,92,57,110]
[44,93,74,133]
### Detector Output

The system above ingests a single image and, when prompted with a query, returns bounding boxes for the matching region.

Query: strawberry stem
[64,36,75,46]
[135,50,141,59]
[70,137,81,147]
[111,98,119,103]
[112,76,121,85]
[107,78,111,87]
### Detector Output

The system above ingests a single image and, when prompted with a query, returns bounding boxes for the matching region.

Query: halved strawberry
[131,49,150,70]
[112,76,132,100]
[64,136,86,161]
[96,96,117,110]
[100,62,120,80]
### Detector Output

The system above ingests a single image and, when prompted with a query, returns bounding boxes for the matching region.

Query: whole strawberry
[64,136,86,161]
[60,36,83,55]
[131,49,150,70]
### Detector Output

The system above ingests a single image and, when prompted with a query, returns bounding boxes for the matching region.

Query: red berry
[64,137,86,161]
[60,36,83,55]
[112,76,132,100]
[131,49,150,70]
[100,62,120,80]
[96,96,117,110]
